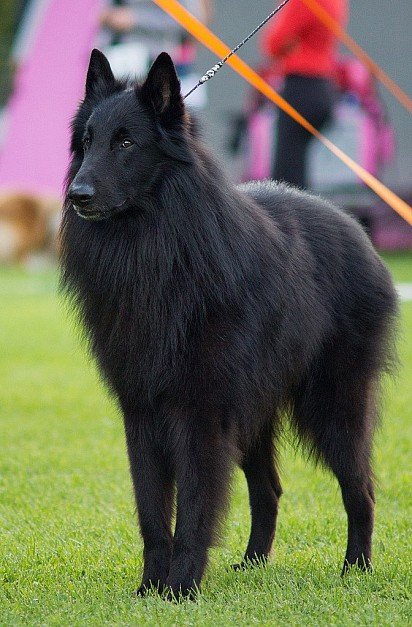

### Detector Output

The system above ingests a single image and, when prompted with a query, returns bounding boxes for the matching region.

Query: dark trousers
[272,74,335,189]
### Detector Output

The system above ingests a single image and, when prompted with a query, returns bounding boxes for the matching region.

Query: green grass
[0,256,411,626]
[380,251,412,283]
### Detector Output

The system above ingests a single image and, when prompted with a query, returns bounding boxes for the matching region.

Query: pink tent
[0,0,104,198]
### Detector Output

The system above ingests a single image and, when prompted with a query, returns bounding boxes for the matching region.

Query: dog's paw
[341,556,373,576]
[135,579,166,597]
[164,581,199,602]
[231,562,246,571]
[231,555,268,571]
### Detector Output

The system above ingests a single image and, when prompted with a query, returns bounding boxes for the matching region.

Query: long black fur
[60,50,398,599]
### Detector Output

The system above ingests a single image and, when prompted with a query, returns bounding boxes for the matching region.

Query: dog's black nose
[68,183,95,207]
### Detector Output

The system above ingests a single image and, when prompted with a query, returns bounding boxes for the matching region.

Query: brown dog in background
[0,193,61,265]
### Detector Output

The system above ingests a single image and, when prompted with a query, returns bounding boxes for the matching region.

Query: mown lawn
[0,255,411,626]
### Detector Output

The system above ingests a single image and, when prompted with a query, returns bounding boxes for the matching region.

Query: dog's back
[235,180,397,401]
[242,179,396,331]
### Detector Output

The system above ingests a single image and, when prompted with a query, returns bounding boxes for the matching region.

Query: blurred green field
[0,254,411,626]
[381,251,412,282]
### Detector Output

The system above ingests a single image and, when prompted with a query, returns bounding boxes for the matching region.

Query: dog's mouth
[73,199,129,222]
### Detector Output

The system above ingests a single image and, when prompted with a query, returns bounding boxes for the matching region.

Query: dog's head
[66,50,192,221]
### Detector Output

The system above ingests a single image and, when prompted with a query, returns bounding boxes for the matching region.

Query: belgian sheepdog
[60,50,397,599]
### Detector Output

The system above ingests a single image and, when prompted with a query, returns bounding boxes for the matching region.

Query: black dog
[61,50,397,599]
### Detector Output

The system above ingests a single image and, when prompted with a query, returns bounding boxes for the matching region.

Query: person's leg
[273,108,310,188]
[273,76,335,189]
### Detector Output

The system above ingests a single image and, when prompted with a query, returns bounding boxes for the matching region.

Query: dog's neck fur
[60,145,266,405]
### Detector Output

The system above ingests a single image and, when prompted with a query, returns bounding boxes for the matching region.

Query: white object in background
[181,74,207,109]
[104,42,150,78]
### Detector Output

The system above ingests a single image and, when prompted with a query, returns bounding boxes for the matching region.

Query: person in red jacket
[261,0,348,189]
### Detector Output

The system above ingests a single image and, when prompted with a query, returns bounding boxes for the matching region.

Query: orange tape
[301,0,412,114]
[151,0,412,226]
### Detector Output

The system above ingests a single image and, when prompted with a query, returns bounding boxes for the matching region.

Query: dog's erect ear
[85,49,116,98]
[139,53,191,163]
[139,52,183,118]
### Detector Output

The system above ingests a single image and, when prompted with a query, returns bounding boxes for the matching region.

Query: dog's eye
[120,139,134,149]
[83,137,91,150]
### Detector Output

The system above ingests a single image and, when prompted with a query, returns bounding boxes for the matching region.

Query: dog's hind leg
[292,359,377,574]
[123,416,174,596]
[234,423,282,569]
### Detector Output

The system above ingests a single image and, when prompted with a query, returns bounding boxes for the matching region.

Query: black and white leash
[183,0,291,100]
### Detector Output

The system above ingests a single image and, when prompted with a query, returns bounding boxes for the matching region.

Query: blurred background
[200,0,412,187]
[0,0,411,264]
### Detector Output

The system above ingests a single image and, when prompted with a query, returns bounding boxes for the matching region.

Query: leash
[183,0,291,99]
[152,0,412,224]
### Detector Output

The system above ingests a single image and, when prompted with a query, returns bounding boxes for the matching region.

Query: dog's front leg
[166,420,231,600]
[123,416,174,596]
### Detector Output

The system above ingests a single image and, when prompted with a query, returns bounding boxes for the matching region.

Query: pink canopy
[0,0,104,198]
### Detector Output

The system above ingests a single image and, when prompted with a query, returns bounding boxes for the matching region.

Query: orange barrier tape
[300,0,412,114]
[151,0,412,226]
